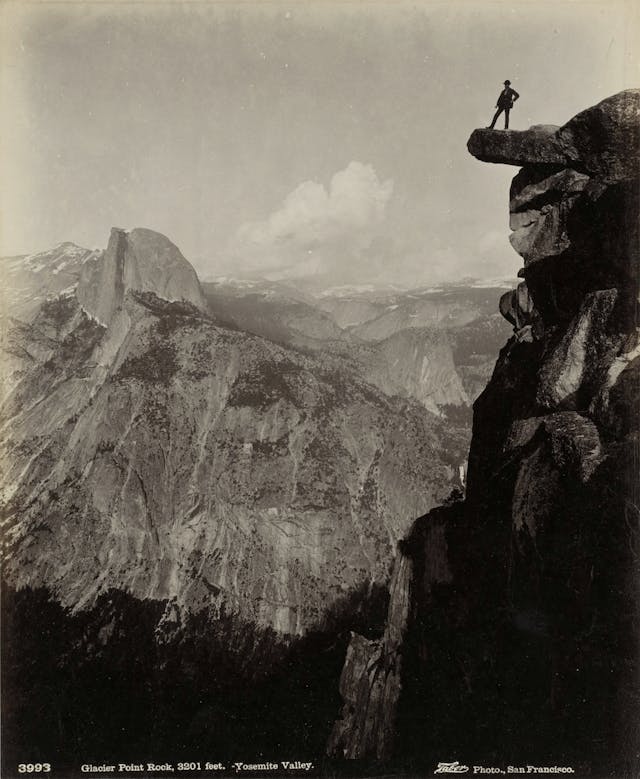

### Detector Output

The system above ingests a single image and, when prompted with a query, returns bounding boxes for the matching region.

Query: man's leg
[504,108,510,129]
[488,107,503,128]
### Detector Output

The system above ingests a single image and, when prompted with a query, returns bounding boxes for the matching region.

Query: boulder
[537,289,619,409]
[499,280,534,327]
[557,89,640,182]
[467,126,567,166]
[468,89,640,178]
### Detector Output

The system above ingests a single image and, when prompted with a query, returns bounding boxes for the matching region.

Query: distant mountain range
[3,241,512,414]
[1,242,99,322]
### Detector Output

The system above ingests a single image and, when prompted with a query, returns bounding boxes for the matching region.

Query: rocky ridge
[329,90,640,774]
[1,228,458,640]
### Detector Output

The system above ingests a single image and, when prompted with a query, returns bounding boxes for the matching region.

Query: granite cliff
[2,229,456,637]
[77,227,207,324]
[2,228,465,767]
[329,90,640,775]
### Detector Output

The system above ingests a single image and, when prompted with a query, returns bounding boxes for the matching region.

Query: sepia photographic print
[1,1,639,777]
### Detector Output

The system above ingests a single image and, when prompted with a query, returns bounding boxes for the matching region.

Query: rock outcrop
[467,89,639,177]
[77,227,206,324]
[330,90,640,775]
[467,123,566,166]
[1,229,459,639]
[353,328,470,415]
[327,552,413,760]
[499,280,539,342]
[2,229,473,768]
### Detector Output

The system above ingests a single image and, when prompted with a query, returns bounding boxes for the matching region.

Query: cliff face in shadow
[329,90,640,776]
[1,580,389,773]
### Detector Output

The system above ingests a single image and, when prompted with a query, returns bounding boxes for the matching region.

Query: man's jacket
[497,86,519,109]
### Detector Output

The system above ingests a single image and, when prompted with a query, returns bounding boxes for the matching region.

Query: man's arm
[512,89,520,101]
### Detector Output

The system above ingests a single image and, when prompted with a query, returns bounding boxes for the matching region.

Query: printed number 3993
[18,764,51,773]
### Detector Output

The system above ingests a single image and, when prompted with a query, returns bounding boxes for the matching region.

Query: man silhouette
[488,80,520,129]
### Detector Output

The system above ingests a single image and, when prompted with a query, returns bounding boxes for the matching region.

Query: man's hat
[504,79,511,85]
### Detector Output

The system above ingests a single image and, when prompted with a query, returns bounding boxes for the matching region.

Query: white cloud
[216,165,518,287]
[226,161,393,278]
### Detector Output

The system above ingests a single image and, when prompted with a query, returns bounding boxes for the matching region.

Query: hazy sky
[1,1,638,285]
